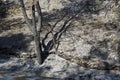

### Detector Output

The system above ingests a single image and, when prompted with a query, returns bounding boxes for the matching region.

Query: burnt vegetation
[18,0,120,64]
[0,0,119,65]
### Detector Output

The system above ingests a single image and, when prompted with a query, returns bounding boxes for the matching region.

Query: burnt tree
[19,0,42,64]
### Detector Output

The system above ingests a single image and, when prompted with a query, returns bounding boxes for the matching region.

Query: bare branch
[19,0,33,32]
[32,4,36,34]
[31,0,42,64]
[36,0,42,32]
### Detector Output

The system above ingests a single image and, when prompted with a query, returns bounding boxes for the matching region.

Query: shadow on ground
[0,33,33,54]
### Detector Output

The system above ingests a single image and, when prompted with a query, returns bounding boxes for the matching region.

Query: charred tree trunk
[19,0,42,64]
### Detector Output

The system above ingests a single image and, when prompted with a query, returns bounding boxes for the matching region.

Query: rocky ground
[0,0,120,80]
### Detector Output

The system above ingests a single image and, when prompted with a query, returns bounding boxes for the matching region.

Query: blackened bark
[32,2,42,64]
[19,0,34,33]
[19,0,42,64]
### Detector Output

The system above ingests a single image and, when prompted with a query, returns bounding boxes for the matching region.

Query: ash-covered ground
[0,0,120,80]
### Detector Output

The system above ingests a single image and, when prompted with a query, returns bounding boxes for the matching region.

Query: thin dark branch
[32,4,37,35]
[36,0,43,32]
[41,14,67,49]
[35,1,43,53]
[45,17,72,52]
[19,0,33,33]
[31,1,42,64]
[51,13,67,30]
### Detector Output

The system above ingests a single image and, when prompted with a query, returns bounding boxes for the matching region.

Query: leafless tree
[19,0,43,64]
[19,0,73,64]
[19,0,117,64]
